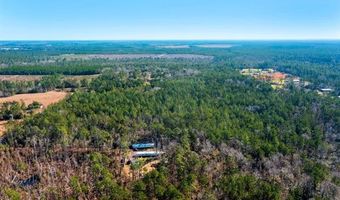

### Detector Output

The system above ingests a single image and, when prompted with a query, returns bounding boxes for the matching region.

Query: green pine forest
[0,41,339,199]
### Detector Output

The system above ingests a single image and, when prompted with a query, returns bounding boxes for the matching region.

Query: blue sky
[0,0,339,40]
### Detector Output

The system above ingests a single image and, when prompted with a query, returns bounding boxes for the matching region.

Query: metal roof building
[133,151,163,158]
[131,143,155,150]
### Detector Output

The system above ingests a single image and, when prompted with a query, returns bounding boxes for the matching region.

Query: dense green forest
[0,41,339,199]
[1,41,339,93]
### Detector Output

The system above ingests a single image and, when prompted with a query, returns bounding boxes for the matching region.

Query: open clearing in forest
[0,91,68,136]
[0,91,68,107]
[0,75,42,81]
[0,121,7,136]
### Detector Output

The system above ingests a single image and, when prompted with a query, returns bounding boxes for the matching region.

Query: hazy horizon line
[1,38,340,42]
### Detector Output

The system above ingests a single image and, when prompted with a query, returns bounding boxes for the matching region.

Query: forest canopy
[0,41,339,199]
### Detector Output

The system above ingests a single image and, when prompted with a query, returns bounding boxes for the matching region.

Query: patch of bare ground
[140,160,160,175]
[122,150,161,181]
[0,91,68,108]
[122,159,160,181]
[0,121,7,137]
[0,75,42,82]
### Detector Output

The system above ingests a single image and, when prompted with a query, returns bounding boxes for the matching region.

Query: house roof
[131,143,155,149]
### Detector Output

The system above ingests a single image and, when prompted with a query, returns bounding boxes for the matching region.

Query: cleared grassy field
[0,91,68,136]
[0,91,68,107]
[0,75,42,81]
